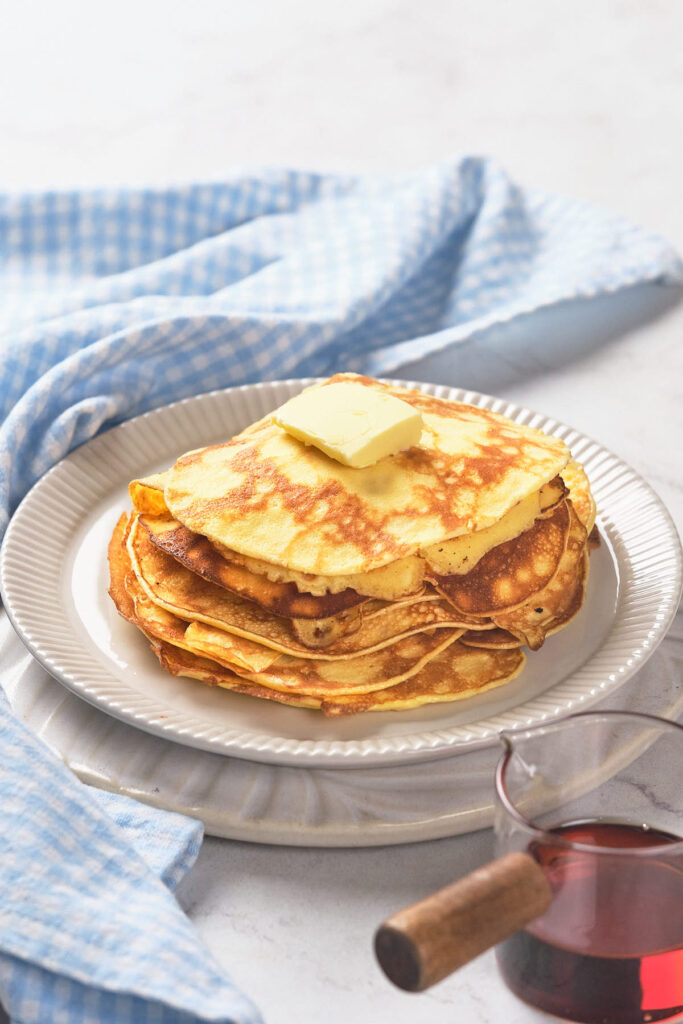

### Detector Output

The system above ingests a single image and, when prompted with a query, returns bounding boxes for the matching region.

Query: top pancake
[165,374,571,576]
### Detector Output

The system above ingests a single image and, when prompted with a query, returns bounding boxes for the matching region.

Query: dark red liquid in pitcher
[497,821,683,1024]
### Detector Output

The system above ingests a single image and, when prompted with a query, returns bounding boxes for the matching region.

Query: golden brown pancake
[109,513,255,680]
[108,514,137,620]
[184,620,462,697]
[431,500,570,616]
[128,473,170,516]
[421,476,567,576]
[139,513,368,619]
[153,641,322,709]
[153,634,525,718]
[290,606,364,648]
[110,519,317,692]
[127,515,471,660]
[164,373,571,577]
[110,374,597,718]
[112,520,467,709]
[319,643,526,716]
[493,503,588,650]
[212,542,426,600]
[459,628,523,650]
[562,460,596,534]
[107,512,527,716]
[290,597,496,647]
[130,575,282,673]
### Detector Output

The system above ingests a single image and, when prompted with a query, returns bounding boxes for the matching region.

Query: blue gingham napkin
[1,155,681,541]
[0,686,262,1024]
[0,156,681,1023]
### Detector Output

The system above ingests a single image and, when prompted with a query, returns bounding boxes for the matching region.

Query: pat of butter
[273,383,423,468]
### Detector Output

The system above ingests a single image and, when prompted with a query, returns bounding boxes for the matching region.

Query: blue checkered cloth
[0,156,681,1024]
[0,687,262,1024]
[1,156,681,541]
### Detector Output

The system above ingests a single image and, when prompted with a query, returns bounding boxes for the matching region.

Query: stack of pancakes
[108,375,597,717]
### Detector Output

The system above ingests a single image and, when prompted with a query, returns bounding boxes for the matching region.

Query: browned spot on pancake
[431,500,570,615]
[202,435,543,555]
[405,445,526,535]
[539,476,569,515]
[460,628,522,650]
[319,641,525,716]
[203,447,409,561]
[139,514,367,619]
[291,607,363,648]
[493,503,588,650]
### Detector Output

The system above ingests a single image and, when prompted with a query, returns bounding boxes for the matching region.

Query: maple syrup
[497,821,683,1023]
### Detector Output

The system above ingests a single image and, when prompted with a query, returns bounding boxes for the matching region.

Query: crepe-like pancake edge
[320,642,526,716]
[122,541,467,698]
[139,513,369,619]
[492,503,588,650]
[562,459,596,534]
[460,628,523,649]
[108,513,137,621]
[164,373,571,576]
[127,515,476,662]
[152,640,322,709]
[182,620,463,697]
[107,517,545,718]
[431,499,571,616]
[155,638,525,719]
[108,513,315,703]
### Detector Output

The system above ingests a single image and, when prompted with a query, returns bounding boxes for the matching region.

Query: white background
[2,3,682,1022]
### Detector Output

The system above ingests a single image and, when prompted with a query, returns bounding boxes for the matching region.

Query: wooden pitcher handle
[374,851,552,992]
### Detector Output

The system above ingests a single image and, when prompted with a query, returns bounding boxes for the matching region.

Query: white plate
[1,379,681,768]
[2,609,682,846]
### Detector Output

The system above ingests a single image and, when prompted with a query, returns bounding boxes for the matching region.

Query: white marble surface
[2,1,683,1021]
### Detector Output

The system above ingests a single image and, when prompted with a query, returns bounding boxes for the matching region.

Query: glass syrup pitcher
[494,711,683,1024]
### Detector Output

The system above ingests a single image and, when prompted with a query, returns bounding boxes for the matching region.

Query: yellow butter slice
[273,382,423,468]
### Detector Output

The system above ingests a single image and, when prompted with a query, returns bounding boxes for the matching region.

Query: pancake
[154,642,321,709]
[120,543,458,698]
[112,518,472,708]
[108,513,137,621]
[151,632,524,718]
[184,621,462,697]
[431,499,570,616]
[127,515,472,660]
[132,474,427,601]
[493,502,588,650]
[421,476,566,576]
[562,459,596,534]
[212,543,426,600]
[130,573,281,672]
[291,607,364,648]
[164,373,571,577]
[139,513,368,618]
[290,593,486,652]
[110,374,597,718]
[319,643,526,716]
[110,513,281,671]
[129,473,170,516]
[460,628,523,650]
